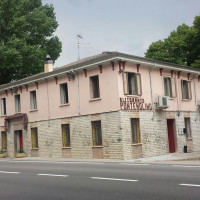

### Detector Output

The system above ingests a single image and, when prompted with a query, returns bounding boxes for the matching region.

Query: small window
[123,72,142,95]
[62,124,70,147]
[90,75,100,99]
[1,132,7,150]
[1,98,6,116]
[31,128,38,148]
[15,94,21,113]
[60,83,69,104]
[30,91,37,110]
[92,121,102,146]
[181,80,191,100]
[164,77,176,98]
[184,118,192,139]
[131,118,141,143]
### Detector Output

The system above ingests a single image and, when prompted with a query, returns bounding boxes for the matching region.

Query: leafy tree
[145,15,200,68]
[0,0,62,85]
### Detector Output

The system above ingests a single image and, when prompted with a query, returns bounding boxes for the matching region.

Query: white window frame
[15,94,21,113]
[30,91,37,110]
[1,98,6,116]
[60,83,69,105]
[181,80,192,100]
[123,72,142,96]
[163,77,176,98]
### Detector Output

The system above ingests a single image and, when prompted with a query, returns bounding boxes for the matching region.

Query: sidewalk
[4,151,199,164]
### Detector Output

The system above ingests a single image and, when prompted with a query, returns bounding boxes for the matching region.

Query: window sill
[30,109,38,112]
[60,103,70,107]
[186,138,193,141]
[1,115,7,118]
[126,95,141,97]
[15,112,22,114]
[62,147,71,149]
[181,99,192,101]
[31,148,39,150]
[92,146,103,148]
[132,143,142,146]
[89,98,101,102]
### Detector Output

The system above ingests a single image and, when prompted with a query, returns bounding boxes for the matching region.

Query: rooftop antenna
[77,34,91,60]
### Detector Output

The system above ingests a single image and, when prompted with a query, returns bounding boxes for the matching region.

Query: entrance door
[14,130,23,155]
[167,119,176,153]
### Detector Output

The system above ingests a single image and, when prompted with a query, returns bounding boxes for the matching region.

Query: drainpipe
[71,69,81,115]
[194,76,199,121]
[149,64,155,110]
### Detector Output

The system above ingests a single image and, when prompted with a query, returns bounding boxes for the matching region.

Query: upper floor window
[90,75,100,99]
[123,72,142,96]
[60,83,68,104]
[30,91,37,110]
[15,94,21,113]
[163,77,176,98]
[1,98,6,116]
[181,80,191,100]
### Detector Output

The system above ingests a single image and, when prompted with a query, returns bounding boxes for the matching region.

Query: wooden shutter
[188,81,192,99]
[62,125,67,147]
[136,73,142,96]
[136,119,140,143]
[31,129,36,148]
[123,72,128,95]
[171,78,176,98]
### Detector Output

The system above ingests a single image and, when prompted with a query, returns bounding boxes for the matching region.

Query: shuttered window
[31,128,38,148]
[90,75,100,99]
[30,91,37,110]
[1,132,7,150]
[15,94,21,113]
[60,83,69,104]
[62,124,70,147]
[131,118,141,143]
[92,121,102,146]
[1,98,6,116]
[164,77,176,98]
[181,80,192,100]
[123,72,142,95]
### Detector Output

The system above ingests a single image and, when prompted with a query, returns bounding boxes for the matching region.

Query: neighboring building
[0,52,200,159]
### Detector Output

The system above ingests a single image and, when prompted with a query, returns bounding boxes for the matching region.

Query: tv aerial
[77,34,91,60]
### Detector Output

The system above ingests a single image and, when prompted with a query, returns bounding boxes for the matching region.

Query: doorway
[167,119,176,153]
[14,130,23,155]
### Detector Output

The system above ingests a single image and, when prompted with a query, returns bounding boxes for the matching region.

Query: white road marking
[172,165,200,168]
[121,163,150,166]
[91,177,138,182]
[8,161,104,165]
[180,183,200,187]
[0,171,20,174]
[37,173,68,177]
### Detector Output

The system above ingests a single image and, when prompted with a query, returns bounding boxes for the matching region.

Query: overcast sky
[42,0,200,67]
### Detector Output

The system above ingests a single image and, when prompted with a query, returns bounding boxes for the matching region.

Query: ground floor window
[184,118,192,139]
[131,118,141,143]
[1,132,7,150]
[62,124,70,147]
[31,128,38,148]
[92,121,102,146]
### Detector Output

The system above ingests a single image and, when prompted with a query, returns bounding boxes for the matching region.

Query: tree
[0,0,62,85]
[145,16,200,68]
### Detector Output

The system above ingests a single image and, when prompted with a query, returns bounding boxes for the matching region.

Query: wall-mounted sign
[120,97,152,111]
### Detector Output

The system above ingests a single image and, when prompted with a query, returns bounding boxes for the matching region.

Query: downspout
[72,69,81,115]
[149,64,155,120]
[194,76,199,121]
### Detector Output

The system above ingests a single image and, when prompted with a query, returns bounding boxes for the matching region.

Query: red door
[167,119,176,153]
[19,131,23,150]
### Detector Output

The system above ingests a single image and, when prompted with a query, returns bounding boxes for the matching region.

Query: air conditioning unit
[157,96,170,109]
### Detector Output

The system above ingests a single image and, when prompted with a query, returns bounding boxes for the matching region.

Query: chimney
[44,55,53,73]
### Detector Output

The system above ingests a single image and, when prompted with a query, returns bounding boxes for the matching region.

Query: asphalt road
[0,160,200,200]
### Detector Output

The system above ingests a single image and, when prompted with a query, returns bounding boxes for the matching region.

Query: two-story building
[0,52,200,159]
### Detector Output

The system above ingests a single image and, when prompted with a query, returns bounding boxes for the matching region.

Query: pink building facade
[0,52,200,159]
